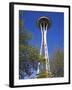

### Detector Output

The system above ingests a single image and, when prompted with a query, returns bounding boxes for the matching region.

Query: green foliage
[19,19,37,78]
[19,44,42,62]
[19,19,44,79]
[19,20,32,45]
[19,19,43,63]
[37,71,53,78]
[19,19,24,28]
[50,48,64,77]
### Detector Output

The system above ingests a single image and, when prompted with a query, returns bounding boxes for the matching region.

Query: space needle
[37,16,51,77]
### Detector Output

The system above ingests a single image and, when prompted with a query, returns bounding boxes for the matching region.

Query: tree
[19,19,43,79]
[50,48,64,77]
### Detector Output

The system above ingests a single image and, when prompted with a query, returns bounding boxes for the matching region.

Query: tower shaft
[40,24,50,72]
[37,16,51,77]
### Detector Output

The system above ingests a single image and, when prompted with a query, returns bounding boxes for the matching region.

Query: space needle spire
[37,16,51,77]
